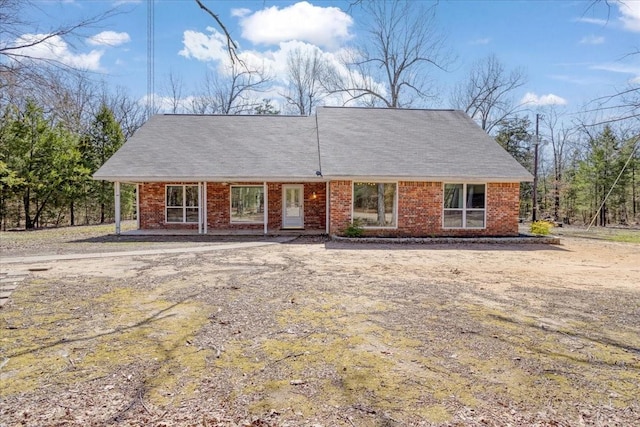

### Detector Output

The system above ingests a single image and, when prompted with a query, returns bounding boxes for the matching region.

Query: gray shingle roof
[317,107,532,181]
[93,114,321,182]
[94,107,533,182]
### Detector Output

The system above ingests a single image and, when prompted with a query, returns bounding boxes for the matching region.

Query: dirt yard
[1,225,639,426]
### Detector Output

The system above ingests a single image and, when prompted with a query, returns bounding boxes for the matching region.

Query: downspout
[114,181,121,235]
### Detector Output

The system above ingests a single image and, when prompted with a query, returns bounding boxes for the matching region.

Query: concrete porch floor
[120,228,327,237]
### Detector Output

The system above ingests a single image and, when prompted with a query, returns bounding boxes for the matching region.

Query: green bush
[530,220,554,236]
[344,218,364,237]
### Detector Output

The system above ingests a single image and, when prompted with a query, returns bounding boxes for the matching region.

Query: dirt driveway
[1,227,639,426]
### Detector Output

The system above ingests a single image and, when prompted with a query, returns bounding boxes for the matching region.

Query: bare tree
[0,0,119,76]
[283,47,332,115]
[540,107,578,222]
[451,54,527,134]
[190,63,271,115]
[331,0,453,108]
[161,71,186,114]
[102,86,147,140]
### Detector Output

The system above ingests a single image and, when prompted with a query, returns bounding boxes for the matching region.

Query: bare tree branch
[193,0,241,65]
[450,54,527,133]
[330,0,453,108]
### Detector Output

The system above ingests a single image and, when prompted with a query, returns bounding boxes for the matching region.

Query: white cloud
[88,31,131,47]
[574,17,608,26]
[178,25,385,111]
[113,0,142,5]
[591,62,640,83]
[618,1,640,32]
[231,8,251,18]
[591,62,640,74]
[11,33,103,70]
[470,37,491,45]
[579,35,604,45]
[520,92,567,106]
[238,1,353,50]
[178,27,229,62]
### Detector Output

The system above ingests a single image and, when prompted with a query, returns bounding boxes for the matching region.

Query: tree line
[1,0,638,229]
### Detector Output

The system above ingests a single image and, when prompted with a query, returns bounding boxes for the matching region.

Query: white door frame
[282,184,304,229]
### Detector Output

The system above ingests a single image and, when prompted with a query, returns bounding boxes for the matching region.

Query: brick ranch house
[93,107,532,237]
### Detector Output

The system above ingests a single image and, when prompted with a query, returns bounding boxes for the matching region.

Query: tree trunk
[100,181,106,223]
[24,190,33,229]
[377,184,385,225]
[70,200,75,226]
[554,171,561,223]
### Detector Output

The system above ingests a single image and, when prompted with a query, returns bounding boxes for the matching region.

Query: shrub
[343,219,364,237]
[531,220,554,236]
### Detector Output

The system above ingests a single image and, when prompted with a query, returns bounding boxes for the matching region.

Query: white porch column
[198,182,203,234]
[203,182,208,234]
[135,183,140,229]
[263,182,268,235]
[114,181,121,235]
[325,181,330,235]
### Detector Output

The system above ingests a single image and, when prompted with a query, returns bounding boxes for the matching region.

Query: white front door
[283,185,304,228]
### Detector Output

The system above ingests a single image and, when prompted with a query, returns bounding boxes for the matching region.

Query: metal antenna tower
[147,0,155,117]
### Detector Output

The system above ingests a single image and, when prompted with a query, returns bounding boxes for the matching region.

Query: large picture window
[166,185,199,223]
[353,182,396,227]
[231,186,264,223]
[443,183,486,228]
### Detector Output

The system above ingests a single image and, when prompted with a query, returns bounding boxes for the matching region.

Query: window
[443,183,486,228]
[166,185,199,223]
[231,186,264,223]
[353,182,396,227]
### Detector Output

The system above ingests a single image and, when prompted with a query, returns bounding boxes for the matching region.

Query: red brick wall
[139,180,519,236]
[139,182,198,230]
[328,180,352,235]
[329,181,521,237]
[138,182,326,232]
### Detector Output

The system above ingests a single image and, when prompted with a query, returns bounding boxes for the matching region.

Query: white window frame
[352,181,398,229]
[230,185,265,224]
[442,183,486,229]
[165,184,200,223]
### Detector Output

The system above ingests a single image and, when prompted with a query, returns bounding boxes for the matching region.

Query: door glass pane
[286,188,300,207]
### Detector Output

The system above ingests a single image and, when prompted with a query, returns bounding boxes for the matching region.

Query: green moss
[1,285,211,406]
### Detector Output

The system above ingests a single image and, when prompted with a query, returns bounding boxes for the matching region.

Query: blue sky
[14,0,640,116]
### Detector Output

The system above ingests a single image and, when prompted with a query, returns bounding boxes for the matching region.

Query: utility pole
[532,113,540,222]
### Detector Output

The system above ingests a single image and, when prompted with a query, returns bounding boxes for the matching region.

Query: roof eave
[323,175,533,183]
[92,175,329,183]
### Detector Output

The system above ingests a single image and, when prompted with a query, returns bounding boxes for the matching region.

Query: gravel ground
[0,224,639,426]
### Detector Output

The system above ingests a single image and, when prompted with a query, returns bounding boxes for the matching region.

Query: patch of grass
[609,232,640,243]
[556,226,640,243]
